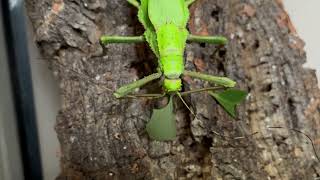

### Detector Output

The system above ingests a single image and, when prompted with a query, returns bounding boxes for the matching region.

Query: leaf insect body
[100,0,247,140]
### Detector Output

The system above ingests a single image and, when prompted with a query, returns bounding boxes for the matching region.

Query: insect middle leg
[100,35,145,45]
[127,0,140,8]
[187,35,228,45]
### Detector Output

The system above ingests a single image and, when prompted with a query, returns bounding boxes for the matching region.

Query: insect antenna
[267,126,320,163]
[177,90,258,140]
[32,57,114,93]
[179,86,225,96]
[176,92,196,117]
[175,92,320,162]
[212,130,259,140]
[54,60,114,92]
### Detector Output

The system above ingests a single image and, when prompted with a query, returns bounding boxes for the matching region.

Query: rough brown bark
[26,0,320,179]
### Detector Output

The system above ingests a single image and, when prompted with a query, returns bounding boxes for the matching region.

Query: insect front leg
[100,35,145,45]
[183,70,236,88]
[187,35,228,45]
[125,93,166,99]
[127,0,140,8]
[114,72,162,98]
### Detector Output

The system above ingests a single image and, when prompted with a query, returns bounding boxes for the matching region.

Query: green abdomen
[157,24,188,79]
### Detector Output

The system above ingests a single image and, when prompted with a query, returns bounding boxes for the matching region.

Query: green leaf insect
[100,0,247,141]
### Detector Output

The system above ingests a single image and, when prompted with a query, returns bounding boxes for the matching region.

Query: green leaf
[146,96,176,141]
[209,89,248,118]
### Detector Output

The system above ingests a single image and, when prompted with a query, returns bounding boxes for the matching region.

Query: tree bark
[26,0,320,179]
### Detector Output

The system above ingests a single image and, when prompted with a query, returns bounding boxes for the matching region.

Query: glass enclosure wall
[0,2,24,179]
[1,0,61,179]
[0,0,43,179]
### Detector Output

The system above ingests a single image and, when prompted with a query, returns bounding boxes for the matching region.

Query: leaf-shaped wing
[148,0,189,29]
[138,0,153,30]
[146,96,176,141]
[209,89,248,118]
[138,0,159,57]
[144,29,159,57]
